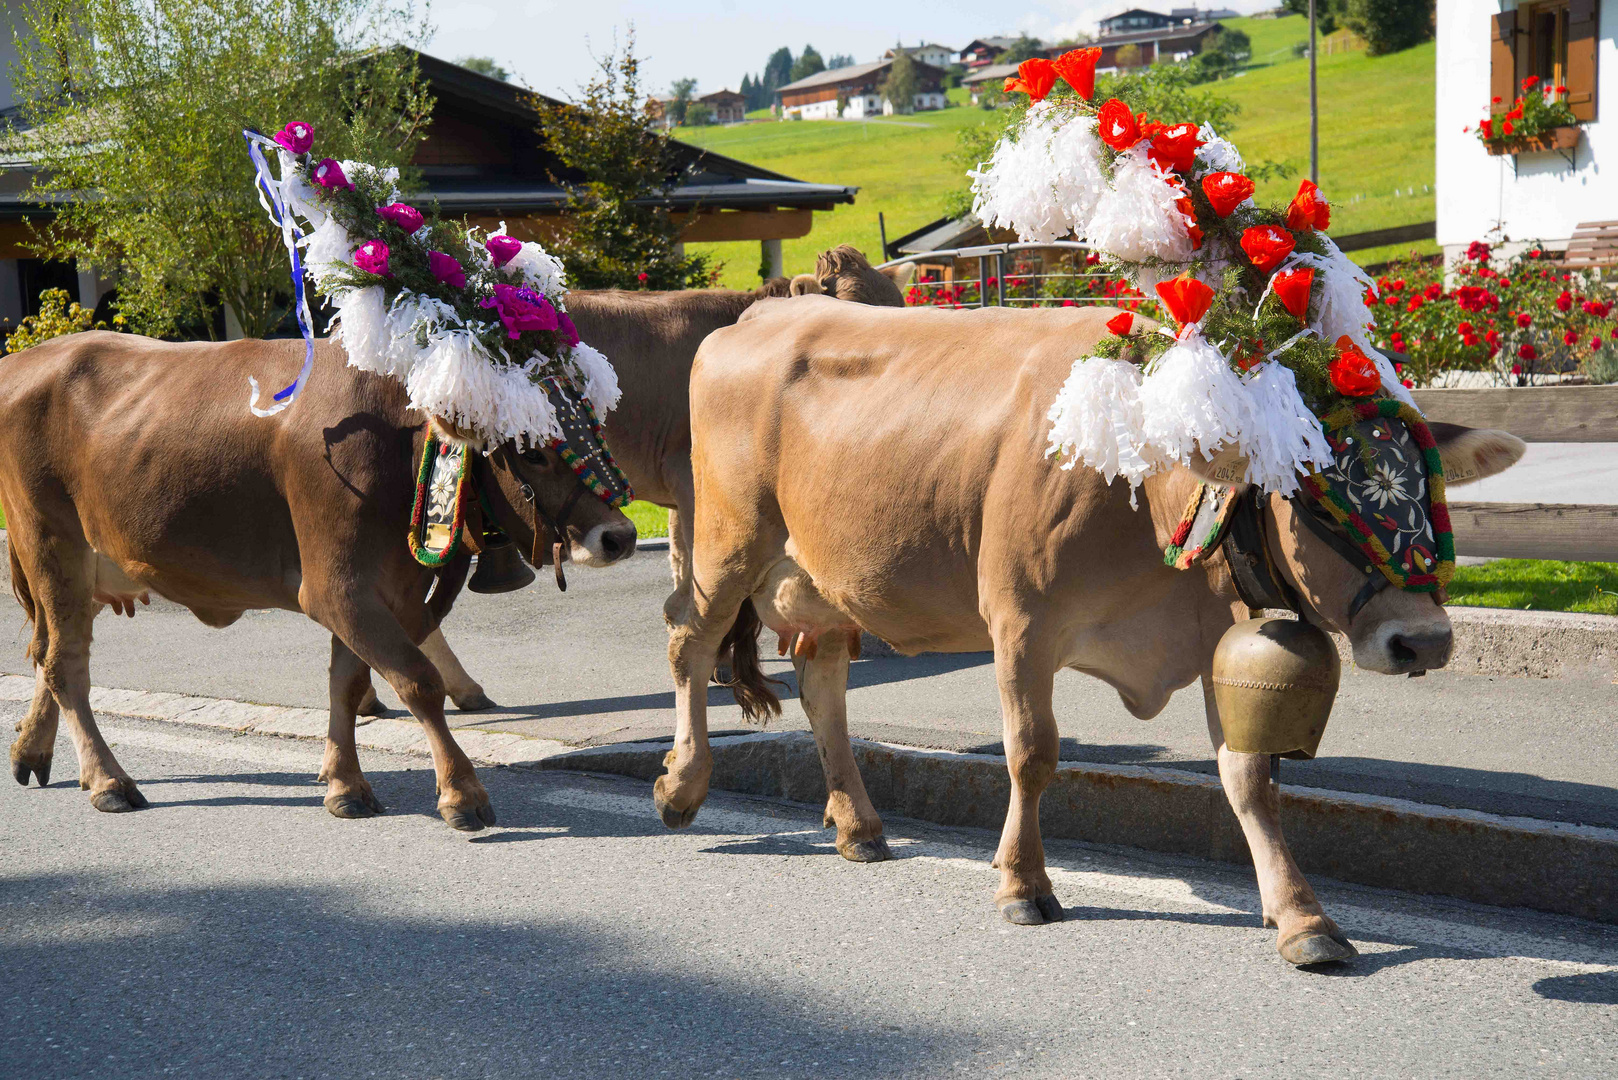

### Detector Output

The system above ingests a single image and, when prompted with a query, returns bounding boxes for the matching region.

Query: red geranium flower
[1516,312,1532,328]
[1286,179,1330,232]
[1052,47,1101,100]
[1155,272,1214,327]
[1522,75,1540,90]
[1518,343,1537,361]
[1503,121,1515,135]
[1329,336,1381,397]
[1201,171,1254,218]
[1557,290,1574,312]
[1271,267,1314,320]
[1564,330,1580,346]
[1594,337,1606,350]
[1096,99,1141,151]
[1240,225,1295,273]
[1148,123,1203,174]
[1479,119,1494,138]
[1106,312,1134,336]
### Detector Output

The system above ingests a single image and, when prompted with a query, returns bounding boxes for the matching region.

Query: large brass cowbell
[1211,618,1341,759]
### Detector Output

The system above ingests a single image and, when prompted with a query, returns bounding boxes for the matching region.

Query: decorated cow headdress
[973,53,1452,593]
[240,123,632,512]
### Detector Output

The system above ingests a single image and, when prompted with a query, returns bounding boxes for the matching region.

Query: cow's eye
[520,447,548,466]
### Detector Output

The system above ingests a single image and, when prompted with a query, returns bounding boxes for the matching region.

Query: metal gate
[877,241,1143,310]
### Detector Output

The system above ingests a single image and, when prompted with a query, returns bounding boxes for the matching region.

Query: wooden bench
[1561,220,1618,272]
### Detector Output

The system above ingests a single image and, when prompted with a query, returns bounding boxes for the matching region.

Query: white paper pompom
[1138,332,1251,467]
[1046,356,1161,490]
[570,341,621,417]
[970,104,1108,244]
[1194,123,1246,177]
[1084,146,1195,264]
[1237,361,1335,496]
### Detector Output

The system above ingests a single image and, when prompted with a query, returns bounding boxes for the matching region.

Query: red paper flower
[1148,123,1203,174]
[1106,312,1134,337]
[1286,179,1331,232]
[1003,58,1058,101]
[1155,272,1214,327]
[1096,99,1141,151]
[1052,47,1101,100]
[1329,336,1381,397]
[1200,171,1254,217]
[1271,268,1314,320]
[1240,225,1295,274]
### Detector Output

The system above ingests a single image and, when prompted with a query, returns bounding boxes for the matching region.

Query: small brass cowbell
[468,536,536,594]
[1211,617,1341,759]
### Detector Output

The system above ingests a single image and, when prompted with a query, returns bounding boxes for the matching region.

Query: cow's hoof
[89,780,148,814]
[12,756,51,788]
[999,894,1063,926]
[325,791,384,819]
[451,690,496,712]
[356,687,386,717]
[652,777,702,829]
[839,836,892,863]
[443,802,496,832]
[1279,928,1358,967]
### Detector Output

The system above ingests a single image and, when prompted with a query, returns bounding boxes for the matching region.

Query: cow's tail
[718,599,783,722]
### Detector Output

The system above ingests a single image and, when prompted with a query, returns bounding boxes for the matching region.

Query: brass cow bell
[468,536,535,594]
[1211,617,1341,759]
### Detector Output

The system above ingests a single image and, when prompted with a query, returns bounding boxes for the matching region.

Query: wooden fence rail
[1411,385,1617,562]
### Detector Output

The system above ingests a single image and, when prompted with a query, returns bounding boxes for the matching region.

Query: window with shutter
[1491,4,1597,124]
[1566,0,1599,121]
[1491,12,1518,111]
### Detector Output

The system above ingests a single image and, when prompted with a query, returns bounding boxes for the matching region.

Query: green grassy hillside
[675,19,1437,287]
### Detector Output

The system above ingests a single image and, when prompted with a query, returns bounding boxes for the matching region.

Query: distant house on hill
[959,37,1021,71]
[775,58,949,119]
[698,89,747,125]
[0,51,859,326]
[1170,6,1239,23]
[884,43,957,70]
[1435,2,1612,264]
[961,63,1019,105]
[1096,21,1222,68]
[1099,8,1180,35]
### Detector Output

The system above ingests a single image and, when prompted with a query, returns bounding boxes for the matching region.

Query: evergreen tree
[533,33,714,291]
[740,73,754,108]
[669,77,697,124]
[457,56,510,81]
[790,45,825,82]
[762,48,794,92]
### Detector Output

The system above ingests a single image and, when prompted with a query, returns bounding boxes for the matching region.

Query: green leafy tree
[1344,0,1434,56]
[684,101,714,126]
[994,34,1045,65]
[669,77,697,124]
[762,47,794,92]
[790,45,825,82]
[1285,0,1347,36]
[457,56,511,81]
[881,50,920,114]
[1115,43,1144,69]
[533,34,715,291]
[12,0,432,339]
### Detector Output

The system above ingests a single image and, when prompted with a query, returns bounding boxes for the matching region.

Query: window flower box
[1484,124,1583,157]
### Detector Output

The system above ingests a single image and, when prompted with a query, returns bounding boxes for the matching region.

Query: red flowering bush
[1369,241,1618,387]
[1468,77,1578,147]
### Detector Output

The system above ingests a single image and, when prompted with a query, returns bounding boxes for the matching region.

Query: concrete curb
[16,672,1610,925]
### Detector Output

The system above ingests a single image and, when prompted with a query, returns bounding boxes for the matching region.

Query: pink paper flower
[353,239,390,276]
[311,158,352,190]
[480,282,558,339]
[273,121,313,155]
[376,203,424,235]
[485,235,523,267]
[557,312,580,347]
[428,251,465,289]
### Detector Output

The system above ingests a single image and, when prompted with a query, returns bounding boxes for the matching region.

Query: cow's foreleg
[792,632,888,862]
[1203,674,1357,965]
[10,666,60,788]
[319,598,493,832]
[320,636,384,818]
[356,628,491,715]
[990,640,1062,925]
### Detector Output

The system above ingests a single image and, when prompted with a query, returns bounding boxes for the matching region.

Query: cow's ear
[880,262,917,288]
[1183,444,1250,488]
[1428,422,1525,487]
[789,273,823,297]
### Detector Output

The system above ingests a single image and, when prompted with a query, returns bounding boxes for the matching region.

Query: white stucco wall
[1436,0,1618,259]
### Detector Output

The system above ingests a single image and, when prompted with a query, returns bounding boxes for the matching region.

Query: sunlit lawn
[1447,559,1618,616]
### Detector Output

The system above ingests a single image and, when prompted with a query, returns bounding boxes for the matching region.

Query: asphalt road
[6,543,1614,829]
[4,708,1616,1079]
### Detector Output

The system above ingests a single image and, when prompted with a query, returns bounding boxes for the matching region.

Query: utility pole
[1309,0,1319,185]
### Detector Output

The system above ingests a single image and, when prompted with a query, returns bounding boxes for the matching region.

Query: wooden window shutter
[1491,11,1518,112]
[1567,0,1599,121]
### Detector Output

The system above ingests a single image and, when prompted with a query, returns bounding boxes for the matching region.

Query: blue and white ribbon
[242,130,316,417]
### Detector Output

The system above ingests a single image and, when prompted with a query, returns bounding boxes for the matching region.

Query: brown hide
[663,296,1515,961]
[0,332,631,829]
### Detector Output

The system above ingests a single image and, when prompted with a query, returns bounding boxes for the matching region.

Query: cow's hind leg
[1203,673,1356,966]
[356,628,492,715]
[11,666,60,788]
[26,534,144,811]
[990,633,1061,925]
[793,632,888,862]
[320,636,384,818]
